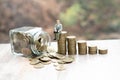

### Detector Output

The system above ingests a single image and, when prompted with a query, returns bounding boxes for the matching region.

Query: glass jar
[9,27,50,57]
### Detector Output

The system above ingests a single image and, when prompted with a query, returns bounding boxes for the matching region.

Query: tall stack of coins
[88,46,97,54]
[66,36,76,55]
[78,41,87,55]
[57,31,67,55]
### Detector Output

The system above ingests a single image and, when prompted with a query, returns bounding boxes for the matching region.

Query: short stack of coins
[66,36,76,55]
[88,46,97,54]
[57,31,67,55]
[78,41,87,55]
[98,48,108,54]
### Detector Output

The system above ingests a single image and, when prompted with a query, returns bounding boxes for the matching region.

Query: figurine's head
[56,20,60,24]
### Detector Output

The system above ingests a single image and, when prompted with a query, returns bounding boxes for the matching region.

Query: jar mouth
[31,36,48,55]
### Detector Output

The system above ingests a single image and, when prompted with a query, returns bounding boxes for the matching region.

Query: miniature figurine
[54,20,63,40]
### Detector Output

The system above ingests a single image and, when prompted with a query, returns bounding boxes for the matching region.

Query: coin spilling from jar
[28,47,75,71]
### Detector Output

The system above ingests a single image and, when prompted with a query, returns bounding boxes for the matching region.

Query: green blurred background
[0,0,120,43]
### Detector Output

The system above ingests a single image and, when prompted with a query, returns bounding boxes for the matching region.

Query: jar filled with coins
[9,27,51,57]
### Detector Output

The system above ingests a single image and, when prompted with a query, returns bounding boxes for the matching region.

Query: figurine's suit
[54,23,62,40]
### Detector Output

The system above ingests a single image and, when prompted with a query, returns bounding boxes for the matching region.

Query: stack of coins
[78,41,87,55]
[88,46,97,54]
[66,36,76,55]
[57,31,67,55]
[98,49,108,54]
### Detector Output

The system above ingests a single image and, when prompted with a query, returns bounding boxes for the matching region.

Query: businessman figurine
[54,20,63,40]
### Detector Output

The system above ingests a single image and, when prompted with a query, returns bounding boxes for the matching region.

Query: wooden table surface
[0,40,120,80]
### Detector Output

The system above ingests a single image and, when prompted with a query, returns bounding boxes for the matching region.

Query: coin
[34,40,42,51]
[53,63,59,67]
[39,57,51,62]
[40,45,47,51]
[51,59,59,63]
[21,48,32,56]
[62,57,74,63]
[53,53,65,59]
[48,52,62,59]
[47,53,54,58]
[41,61,51,65]
[30,59,40,65]
[55,64,65,71]
[57,60,65,64]
[33,63,44,69]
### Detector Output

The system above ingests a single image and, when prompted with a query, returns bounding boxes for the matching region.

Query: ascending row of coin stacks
[57,32,107,55]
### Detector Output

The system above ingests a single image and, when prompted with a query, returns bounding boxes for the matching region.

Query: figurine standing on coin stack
[66,36,76,55]
[54,20,63,40]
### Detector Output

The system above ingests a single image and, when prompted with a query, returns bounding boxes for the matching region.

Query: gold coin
[57,60,65,64]
[48,52,60,59]
[68,55,75,59]
[55,64,65,71]
[51,59,59,63]
[33,63,44,69]
[40,57,51,62]
[53,63,59,67]
[30,59,40,65]
[41,61,51,65]
[62,57,74,63]
[53,53,65,59]
[47,53,54,58]
[21,48,32,56]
